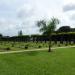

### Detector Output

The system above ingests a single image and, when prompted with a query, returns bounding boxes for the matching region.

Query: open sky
[0,0,75,36]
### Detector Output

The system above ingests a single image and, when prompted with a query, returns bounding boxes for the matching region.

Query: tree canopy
[37,18,59,36]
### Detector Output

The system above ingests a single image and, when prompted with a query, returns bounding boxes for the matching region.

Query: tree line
[0,17,75,52]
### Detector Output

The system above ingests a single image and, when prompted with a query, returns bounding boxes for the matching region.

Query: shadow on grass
[26,51,39,56]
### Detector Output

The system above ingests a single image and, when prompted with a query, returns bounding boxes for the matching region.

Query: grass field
[0,47,75,75]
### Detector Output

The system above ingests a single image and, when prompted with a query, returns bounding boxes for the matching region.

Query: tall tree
[37,18,59,52]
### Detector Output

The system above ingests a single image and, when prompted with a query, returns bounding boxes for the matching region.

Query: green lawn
[0,47,75,75]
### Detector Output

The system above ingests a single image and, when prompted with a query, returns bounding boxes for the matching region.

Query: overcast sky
[0,0,75,36]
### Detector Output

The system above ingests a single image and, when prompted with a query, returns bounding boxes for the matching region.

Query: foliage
[37,18,59,36]
[38,45,42,48]
[57,26,71,33]
[37,17,59,52]
[25,44,29,49]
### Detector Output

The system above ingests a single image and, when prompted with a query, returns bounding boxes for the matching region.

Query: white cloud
[17,0,64,35]
[64,0,75,5]
[0,0,75,36]
[63,4,75,12]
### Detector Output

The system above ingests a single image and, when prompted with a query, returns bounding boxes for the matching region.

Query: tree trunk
[48,35,51,52]
[48,43,51,52]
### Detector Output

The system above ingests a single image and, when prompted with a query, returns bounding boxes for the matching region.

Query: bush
[38,45,42,48]
[65,43,68,46]
[5,47,11,50]
[25,45,28,49]
[25,46,28,49]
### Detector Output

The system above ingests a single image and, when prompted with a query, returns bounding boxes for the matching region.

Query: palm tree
[37,17,59,52]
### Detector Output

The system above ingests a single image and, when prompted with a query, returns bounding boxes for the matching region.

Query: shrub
[38,45,42,48]
[25,46,28,49]
[5,47,11,50]
[25,45,28,49]
[65,43,68,46]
